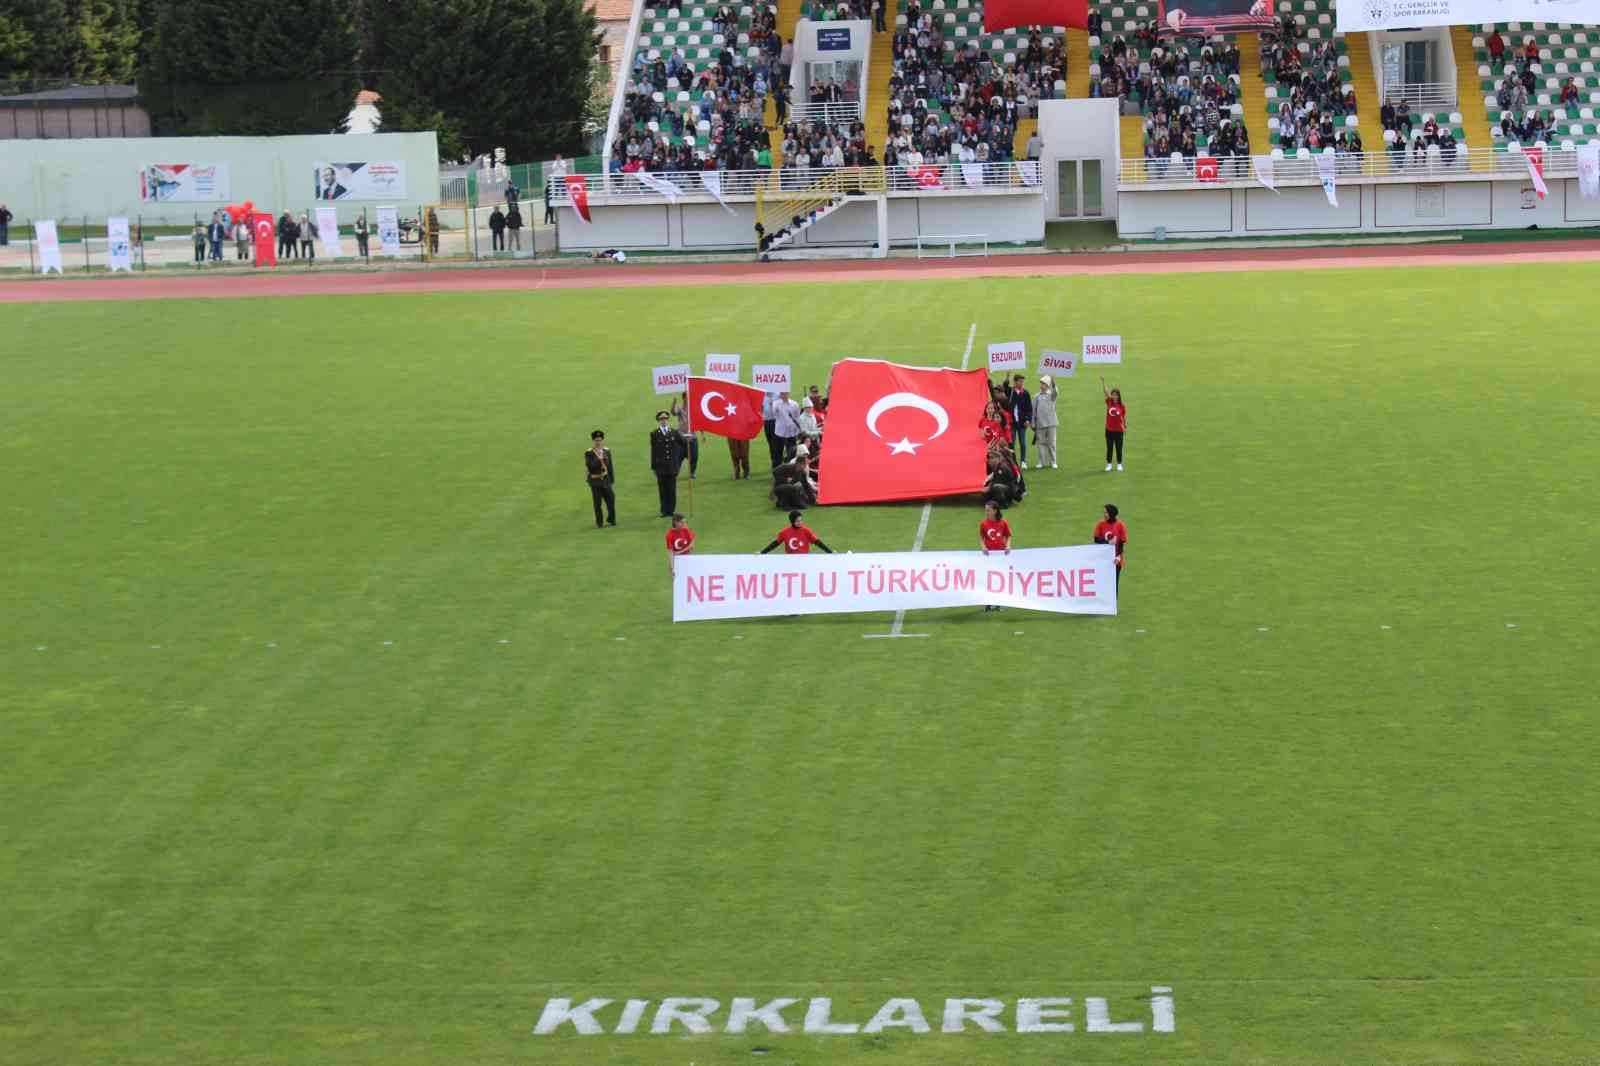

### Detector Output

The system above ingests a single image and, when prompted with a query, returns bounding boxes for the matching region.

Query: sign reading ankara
[817,27,851,50]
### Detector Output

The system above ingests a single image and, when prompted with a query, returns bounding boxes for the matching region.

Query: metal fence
[1116,146,1589,186]
[1382,82,1459,112]
[546,161,1043,202]
[786,101,866,125]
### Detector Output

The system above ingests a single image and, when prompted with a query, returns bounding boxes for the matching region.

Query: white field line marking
[866,322,976,640]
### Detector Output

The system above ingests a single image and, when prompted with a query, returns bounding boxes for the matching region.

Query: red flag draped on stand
[908,164,945,188]
[564,174,592,222]
[251,211,277,267]
[982,0,1088,32]
[687,376,765,440]
[816,359,991,505]
[1196,155,1220,181]
[1524,147,1548,199]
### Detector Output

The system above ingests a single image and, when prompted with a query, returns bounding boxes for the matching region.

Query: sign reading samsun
[535,989,1175,1035]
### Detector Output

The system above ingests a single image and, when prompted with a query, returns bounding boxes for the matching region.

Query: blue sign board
[817,27,852,50]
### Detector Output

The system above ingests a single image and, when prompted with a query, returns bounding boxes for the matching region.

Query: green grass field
[4,263,1599,1065]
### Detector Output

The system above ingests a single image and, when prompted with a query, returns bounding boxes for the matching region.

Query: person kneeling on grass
[760,510,834,555]
[979,500,1012,612]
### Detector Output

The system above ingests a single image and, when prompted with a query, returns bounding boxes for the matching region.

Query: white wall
[1037,98,1120,220]
[0,132,441,226]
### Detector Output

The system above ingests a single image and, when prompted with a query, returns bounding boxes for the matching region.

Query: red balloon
[243,200,254,212]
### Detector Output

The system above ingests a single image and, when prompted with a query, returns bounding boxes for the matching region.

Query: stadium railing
[1382,82,1460,112]
[546,161,1043,203]
[786,101,866,125]
[1117,145,1590,187]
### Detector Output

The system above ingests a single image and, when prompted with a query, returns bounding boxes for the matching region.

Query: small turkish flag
[982,0,1088,32]
[816,358,991,505]
[688,376,765,440]
[1196,156,1220,181]
[564,175,592,222]
[251,212,276,266]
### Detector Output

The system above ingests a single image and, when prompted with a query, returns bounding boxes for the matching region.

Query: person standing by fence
[208,212,227,261]
[0,202,11,246]
[278,211,296,259]
[299,212,316,261]
[234,218,251,260]
[489,205,506,251]
[192,222,206,266]
[354,213,369,257]
[506,202,523,251]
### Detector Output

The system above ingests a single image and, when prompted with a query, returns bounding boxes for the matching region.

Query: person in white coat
[1032,374,1059,469]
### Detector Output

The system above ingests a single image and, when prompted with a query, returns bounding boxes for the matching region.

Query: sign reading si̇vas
[312,161,407,201]
[139,164,230,202]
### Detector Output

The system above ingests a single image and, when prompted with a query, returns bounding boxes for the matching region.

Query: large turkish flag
[816,359,991,505]
[251,212,276,266]
[982,0,1088,33]
[687,375,764,440]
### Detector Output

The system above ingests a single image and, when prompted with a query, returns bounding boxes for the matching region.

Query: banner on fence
[705,353,741,381]
[673,545,1118,620]
[1082,335,1122,364]
[252,212,277,266]
[139,164,229,202]
[316,207,341,257]
[107,217,132,272]
[1040,350,1077,377]
[1337,0,1600,31]
[752,364,792,391]
[312,161,407,201]
[988,341,1027,372]
[376,206,401,255]
[35,219,62,274]
[653,363,691,395]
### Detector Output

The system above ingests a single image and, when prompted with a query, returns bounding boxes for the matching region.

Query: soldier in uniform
[649,411,686,516]
[585,430,616,528]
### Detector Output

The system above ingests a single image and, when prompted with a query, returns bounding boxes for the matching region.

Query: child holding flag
[665,513,695,575]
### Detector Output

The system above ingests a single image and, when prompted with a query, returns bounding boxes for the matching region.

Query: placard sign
[751,364,792,391]
[35,219,63,274]
[376,206,401,255]
[653,363,691,395]
[705,353,741,381]
[1082,335,1122,364]
[988,341,1027,372]
[1039,350,1076,377]
[107,217,133,272]
[817,27,852,50]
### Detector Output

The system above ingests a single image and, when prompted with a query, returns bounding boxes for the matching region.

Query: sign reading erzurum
[987,341,1027,372]
[1082,335,1122,364]
[1039,350,1076,377]
[653,363,691,395]
[751,364,792,391]
[705,353,741,382]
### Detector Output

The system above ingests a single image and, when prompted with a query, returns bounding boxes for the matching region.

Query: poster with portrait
[139,164,230,202]
[312,162,408,201]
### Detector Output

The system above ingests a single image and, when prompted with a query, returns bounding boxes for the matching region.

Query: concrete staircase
[1344,30,1382,150]
[1450,24,1489,157]
[1066,29,1090,97]
[1118,113,1144,161]
[1235,35,1273,154]
[764,0,808,169]
[864,16,894,155]
[1013,117,1038,160]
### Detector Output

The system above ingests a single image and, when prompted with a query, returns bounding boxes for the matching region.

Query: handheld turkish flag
[564,175,592,222]
[1524,147,1548,199]
[982,0,1088,33]
[816,358,991,505]
[251,212,277,266]
[687,375,765,440]
[1196,155,1220,181]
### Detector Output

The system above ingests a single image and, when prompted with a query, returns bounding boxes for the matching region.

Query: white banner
[1082,335,1122,364]
[1252,154,1278,192]
[988,341,1027,372]
[1315,150,1338,207]
[673,546,1118,620]
[653,363,691,395]
[316,207,341,258]
[376,206,401,256]
[312,161,407,201]
[35,219,62,274]
[1523,147,1548,200]
[139,163,230,202]
[1039,349,1077,377]
[1018,161,1042,186]
[106,216,132,272]
[751,363,792,391]
[637,171,684,200]
[701,170,736,213]
[705,353,741,381]
[1580,143,1600,200]
[961,163,985,188]
[1337,0,1600,32]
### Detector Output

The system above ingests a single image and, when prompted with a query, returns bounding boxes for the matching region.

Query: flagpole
[685,378,695,517]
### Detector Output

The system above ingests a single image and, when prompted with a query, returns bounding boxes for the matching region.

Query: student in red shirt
[1101,375,1127,472]
[1092,503,1127,588]
[760,510,835,555]
[665,513,695,575]
[979,501,1012,612]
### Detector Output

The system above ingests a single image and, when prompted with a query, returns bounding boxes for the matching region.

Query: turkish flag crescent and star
[816,359,991,505]
[982,0,1088,32]
[251,212,277,266]
[564,175,592,222]
[687,375,765,440]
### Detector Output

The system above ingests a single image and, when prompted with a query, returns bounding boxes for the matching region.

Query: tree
[370,0,601,162]
[139,0,359,135]
[0,0,145,86]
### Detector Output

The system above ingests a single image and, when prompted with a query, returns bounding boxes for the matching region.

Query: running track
[5,239,1600,303]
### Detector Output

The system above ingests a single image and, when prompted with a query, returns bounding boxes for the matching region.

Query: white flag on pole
[701,171,736,214]
[1252,154,1278,192]
[106,217,133,271]
[1523,146,1549,200]
[35,219,63,274]
[637,171,685,201]
[316,206,341,257]
[1579,143,1600,200]
[1314,150,1338,207]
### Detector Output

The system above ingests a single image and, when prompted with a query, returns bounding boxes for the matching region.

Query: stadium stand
[1472,22,1600,147]
[614,1,785,170]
